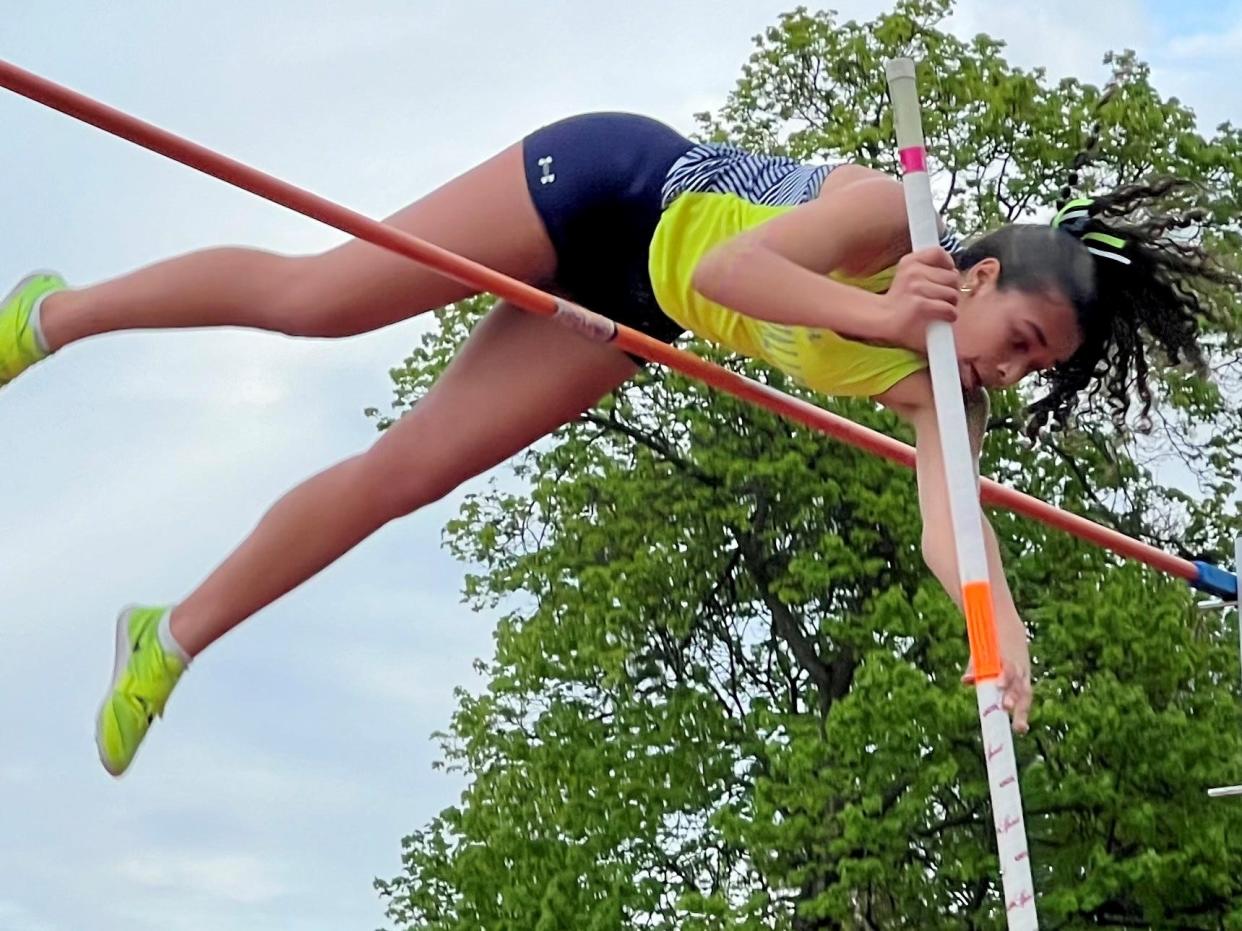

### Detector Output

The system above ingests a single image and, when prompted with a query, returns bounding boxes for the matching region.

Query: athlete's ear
[964,257,1000,292]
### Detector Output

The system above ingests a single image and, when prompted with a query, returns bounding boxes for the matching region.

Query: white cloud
[950,0,1153,81]
[129,739,367,818]
[0,764,40,787]
[0,900,59,931]
[117,852,289,905]
[1166,21,1242,58]
[324,638,476,708]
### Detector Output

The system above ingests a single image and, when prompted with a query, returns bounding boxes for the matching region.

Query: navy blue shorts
[522,113,692,347]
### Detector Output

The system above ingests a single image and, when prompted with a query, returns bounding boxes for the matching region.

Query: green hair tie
[1051,197,1132,266]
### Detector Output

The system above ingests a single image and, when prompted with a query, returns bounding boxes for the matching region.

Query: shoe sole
[95,604,139,777]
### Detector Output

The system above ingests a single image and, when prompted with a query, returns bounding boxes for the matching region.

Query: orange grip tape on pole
[962,581,1002,680]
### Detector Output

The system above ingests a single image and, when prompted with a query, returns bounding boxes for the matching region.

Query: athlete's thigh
[298,144,557,332]
[369,301,640,490]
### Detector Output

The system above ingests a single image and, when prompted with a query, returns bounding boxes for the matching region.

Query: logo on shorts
[538,156,556,185]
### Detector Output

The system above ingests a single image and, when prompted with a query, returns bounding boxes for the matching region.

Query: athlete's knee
[261,254,369,338]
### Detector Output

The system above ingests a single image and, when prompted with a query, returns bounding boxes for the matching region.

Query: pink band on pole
[899,145,927,174]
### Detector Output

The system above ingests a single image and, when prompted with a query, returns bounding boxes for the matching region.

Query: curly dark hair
[1029,178,1238,435]
[956,178,1240,437]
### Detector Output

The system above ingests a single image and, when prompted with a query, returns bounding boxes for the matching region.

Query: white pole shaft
[885,57,1038,928]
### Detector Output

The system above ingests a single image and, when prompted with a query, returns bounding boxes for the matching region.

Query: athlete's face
[950,258,1082,392]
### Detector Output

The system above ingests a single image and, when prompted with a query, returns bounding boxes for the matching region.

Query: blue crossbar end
[1194,561,1238,600]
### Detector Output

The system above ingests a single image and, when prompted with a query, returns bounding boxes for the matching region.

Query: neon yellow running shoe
[96,605,187,777]
[0,271,64,386]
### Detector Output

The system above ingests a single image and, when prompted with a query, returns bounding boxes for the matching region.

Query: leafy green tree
[375,3,1242,928]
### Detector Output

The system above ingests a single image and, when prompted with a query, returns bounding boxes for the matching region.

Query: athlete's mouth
[961,361,981,390]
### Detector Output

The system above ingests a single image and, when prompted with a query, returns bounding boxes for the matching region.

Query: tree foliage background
[373,2,1242,927]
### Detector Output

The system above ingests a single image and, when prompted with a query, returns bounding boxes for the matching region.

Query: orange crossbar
[0,58,1204,589]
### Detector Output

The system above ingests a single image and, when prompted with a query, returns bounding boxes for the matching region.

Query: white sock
[28,292,51,354]
[157,607,192,666]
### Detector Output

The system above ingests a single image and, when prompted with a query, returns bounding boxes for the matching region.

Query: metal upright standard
[1208,536,1242,798]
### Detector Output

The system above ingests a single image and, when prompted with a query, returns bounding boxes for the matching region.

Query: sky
[1,2,1240,930]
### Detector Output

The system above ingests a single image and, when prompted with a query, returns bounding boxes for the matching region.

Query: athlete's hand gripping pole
[885,58,1038,928]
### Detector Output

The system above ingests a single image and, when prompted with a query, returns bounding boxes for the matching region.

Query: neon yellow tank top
[648,189,928,399]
